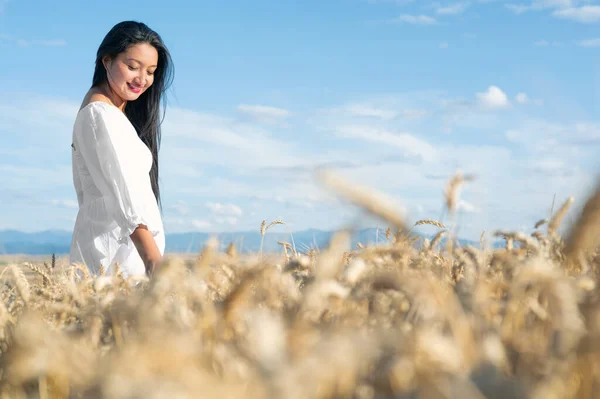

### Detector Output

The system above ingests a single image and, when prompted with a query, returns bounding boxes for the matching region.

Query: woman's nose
[134,72,146,86]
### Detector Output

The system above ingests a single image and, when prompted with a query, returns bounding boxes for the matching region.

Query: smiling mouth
[127,83,142,93]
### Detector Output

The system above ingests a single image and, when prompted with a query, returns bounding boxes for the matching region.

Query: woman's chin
[123,92,142,101]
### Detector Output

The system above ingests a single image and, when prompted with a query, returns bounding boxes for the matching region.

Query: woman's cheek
[122,68,135,82]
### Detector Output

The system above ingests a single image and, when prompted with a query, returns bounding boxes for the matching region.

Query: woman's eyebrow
[127,58,157,68]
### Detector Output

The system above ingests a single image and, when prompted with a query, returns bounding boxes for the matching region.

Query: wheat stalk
[548,196,574,235]
[564,188,600,263]
[260,220,267,236]
[414,219,446,229]
[534,219,548,229]
[277,241,292,260]
[316,169,407,231]
[430,229,447,250]
[493,230,540,251]
[226,242,237,258]
[444,171,476,215]
[10,265,30,305]
[259,219,286,257]
[196,236,218,271]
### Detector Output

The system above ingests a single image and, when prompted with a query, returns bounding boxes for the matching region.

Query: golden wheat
[444,171,476,215]
[414,219,446,229]
[2,172,600,399]
[548,196,575,235]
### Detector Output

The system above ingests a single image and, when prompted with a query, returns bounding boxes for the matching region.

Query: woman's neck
[97,82,127,112]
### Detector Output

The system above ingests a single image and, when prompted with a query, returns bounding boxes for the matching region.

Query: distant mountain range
[0,228,497,256]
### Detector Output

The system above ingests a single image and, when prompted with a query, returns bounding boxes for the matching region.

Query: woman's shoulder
[74,104,124,147]
[79,95,117,114]
[76,95,122,127]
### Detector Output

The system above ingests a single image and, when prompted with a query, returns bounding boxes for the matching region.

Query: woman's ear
[102,55,111,70]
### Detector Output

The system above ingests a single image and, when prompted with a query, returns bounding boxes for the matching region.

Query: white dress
[69,101,165,278]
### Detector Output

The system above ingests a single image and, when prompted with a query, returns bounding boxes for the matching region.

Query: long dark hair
[92,21,174,210]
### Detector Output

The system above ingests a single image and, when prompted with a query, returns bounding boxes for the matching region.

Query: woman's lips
[127,83,142,93]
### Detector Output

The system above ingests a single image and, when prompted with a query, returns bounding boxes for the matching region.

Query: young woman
[70,21,174,278]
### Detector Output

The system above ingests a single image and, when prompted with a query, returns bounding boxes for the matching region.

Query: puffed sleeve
[73,104,160,243]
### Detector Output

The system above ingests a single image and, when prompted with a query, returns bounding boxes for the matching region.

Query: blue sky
[0,0,599,240]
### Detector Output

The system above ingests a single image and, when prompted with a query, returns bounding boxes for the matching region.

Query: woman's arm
[130,224,162,276]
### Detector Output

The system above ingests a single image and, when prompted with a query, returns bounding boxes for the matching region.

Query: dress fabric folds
[69,101,165,277]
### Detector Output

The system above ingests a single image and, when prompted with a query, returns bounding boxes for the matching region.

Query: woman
[70,21,174,278]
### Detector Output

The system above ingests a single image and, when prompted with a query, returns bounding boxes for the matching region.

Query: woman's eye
[127,65,137,71]
[148,71,155,76]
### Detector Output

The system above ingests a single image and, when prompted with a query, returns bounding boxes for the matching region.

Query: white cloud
[274,195,317,209]
[507,2,600,22]
[50,199,78,209]
[553,6,600,22]
[577,38,600,47]
[171,200,189,216]
[437,97,503,134]
[436,2,470,14]
[176,202,245,230]
[162,107,310,170]
[516,92,530,104]
[0,35,67,47]
[80,92,600,239]
[476,86,511,109]
[205,202,243,217]
[164,164,203,178]
[321,142,530,238]
[505,121,600,161]
[324,100,432,124]
[534,0,578,8]
[237,104,291,124]
[506,0,578,13]
[36,39,67,46]
[401,108,428,120]
[243,91,571,238]
[0,164,71,190]
[215,216,239,226]
[391,14,437,24]
[530,159,573,175]
[0,97,78,139]
[535,40,562,47]
[505,4,530,14]
[333,125,438,162]
[367,0,416,4]
[439,41,449,48]
[346,104,398,120]
[192,220,212,230]
[458,199,480,213]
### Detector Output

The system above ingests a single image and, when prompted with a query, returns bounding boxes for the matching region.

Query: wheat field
[2,170,600,398]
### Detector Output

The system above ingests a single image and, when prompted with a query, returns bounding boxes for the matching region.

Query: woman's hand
[130,224,162,277]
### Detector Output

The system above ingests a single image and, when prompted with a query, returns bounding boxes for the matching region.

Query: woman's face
[103,42,159,102]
